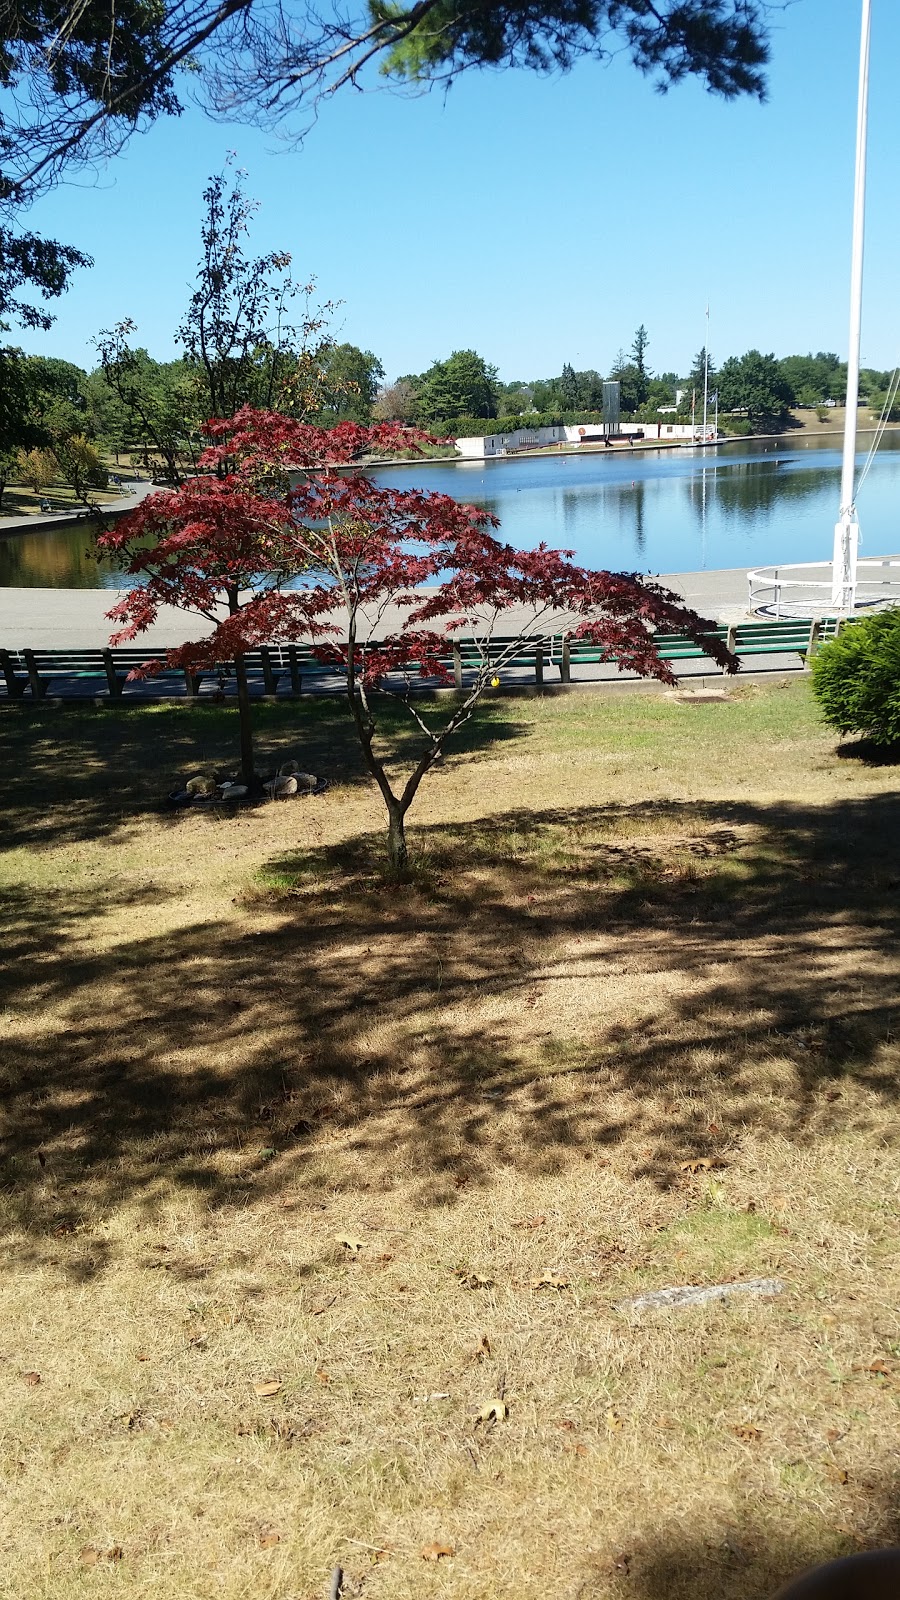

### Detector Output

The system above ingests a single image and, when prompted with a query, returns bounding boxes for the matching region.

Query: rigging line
[856,365,900,498]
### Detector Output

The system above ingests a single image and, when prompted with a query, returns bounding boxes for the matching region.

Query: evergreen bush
[812,609,900,745]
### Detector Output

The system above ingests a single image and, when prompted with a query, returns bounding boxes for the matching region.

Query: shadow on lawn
[0,696,526,849]
[597,1465,900,1598]
[1,789,898,1249]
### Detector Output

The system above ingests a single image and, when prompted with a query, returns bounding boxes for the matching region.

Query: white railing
[747,557,900,618]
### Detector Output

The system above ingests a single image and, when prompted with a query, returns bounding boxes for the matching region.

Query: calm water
[2,434,899,588]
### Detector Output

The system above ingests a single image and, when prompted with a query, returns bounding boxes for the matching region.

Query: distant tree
[16,445,58,494]
[95,329,199,483]
[176,165,334,426]
[559,362,580,410]
[55,433,107,503]
[0,446,18,506]
[21,355,91,444]
[372,379,419,421]
[0,346,37,455]
[717,349,792,425]
[779,352,846,408]
[630,325,651,407]
[608,350,643,415]
[318,343,385,422]
[415,350,498,421]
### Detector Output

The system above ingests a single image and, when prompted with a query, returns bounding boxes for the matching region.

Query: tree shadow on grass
[1,789,898,1258]
[0,695,528,850]
[588,1465,900,1597]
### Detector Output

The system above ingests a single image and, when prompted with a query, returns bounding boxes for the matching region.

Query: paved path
[0,477,155,534]
[0,563,810,649]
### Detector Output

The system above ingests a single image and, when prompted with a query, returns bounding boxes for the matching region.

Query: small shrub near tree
[812,610,900,746]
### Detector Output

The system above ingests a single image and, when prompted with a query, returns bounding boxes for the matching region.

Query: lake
[2,433,899,589]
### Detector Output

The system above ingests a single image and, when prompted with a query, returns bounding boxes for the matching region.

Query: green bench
[552,616,845,680]
[0,618,850,702]
[0,643,332,700]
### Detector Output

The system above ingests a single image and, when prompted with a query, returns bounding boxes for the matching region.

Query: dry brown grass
[0,683,898,1600]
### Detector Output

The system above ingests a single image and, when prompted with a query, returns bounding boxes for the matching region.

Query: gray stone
[618,1277,785,1312]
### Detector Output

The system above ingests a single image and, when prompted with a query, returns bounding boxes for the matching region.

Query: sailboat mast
[832,0,871,610]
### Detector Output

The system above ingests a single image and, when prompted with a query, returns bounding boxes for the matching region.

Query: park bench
[551,615,844,681]
[0,618,849,701]
[0,643,334,700]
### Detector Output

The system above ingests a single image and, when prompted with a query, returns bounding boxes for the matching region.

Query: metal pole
[832,0,871,611]
[702,306,709,442]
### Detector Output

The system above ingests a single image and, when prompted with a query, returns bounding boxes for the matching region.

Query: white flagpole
[832,0,871,611]
[702,305,709,442]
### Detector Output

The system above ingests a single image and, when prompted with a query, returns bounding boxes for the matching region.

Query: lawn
[0,681,898,1600]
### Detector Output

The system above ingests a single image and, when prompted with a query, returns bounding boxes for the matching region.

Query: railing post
[260,646,277,696]
[534,643,544,687]
[0,649,27,699]
[452,643,463,691]
[22,649,46,699]
[724,624,736,675]
[102,648,122,697]
[287,645,302,697]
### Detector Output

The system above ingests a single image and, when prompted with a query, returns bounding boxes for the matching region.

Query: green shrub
[812,609,900,744]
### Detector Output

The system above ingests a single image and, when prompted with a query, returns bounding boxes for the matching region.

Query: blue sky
[17,0,900,384]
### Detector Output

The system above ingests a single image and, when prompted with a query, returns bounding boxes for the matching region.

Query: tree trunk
[386,802,409,878]
[234,654,255,786]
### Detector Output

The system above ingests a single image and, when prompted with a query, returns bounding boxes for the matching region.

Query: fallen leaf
[105,1547,124,1563]
[732,1424,762,1442]
[22,1371,41,1386]
[258,1529,281,1549]
[376,1252,394,1264]
[605,1410,624,1433]
[420,1543,454,1562]
[476,1399,508,1425]
[315,1368,331,1385]
[826,1427,847,1444]
[868,1360,893,1377]
[335,1235,364,1254]
[79,1548,100,1567]
[512,1215,546,1231]
[531,1273,570,1291]
[455,1270,494,1290]
[253,1380,282,1399]
[474,1335,492,1361]
[612,1552,631,1575]
[135,1352,150,1362]
[680,1157,727,1175]
[823,1461,849,1485]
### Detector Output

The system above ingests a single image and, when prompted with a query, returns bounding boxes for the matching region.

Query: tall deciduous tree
[717,349,792,424]
[99,405,735,871]
[177,166,333,426]
[318,344,386,422]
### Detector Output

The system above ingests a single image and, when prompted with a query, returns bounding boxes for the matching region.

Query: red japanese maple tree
[99,408,736,872]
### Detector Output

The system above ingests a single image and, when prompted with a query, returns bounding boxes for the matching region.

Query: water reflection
[2,435,899,588]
